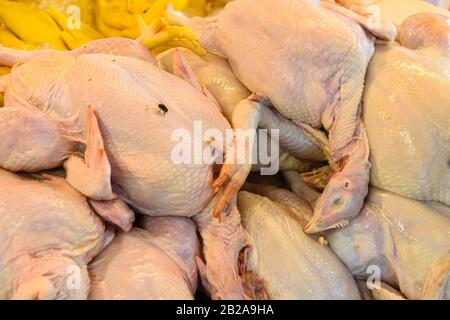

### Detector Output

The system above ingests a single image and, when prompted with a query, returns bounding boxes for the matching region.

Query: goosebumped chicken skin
[178,0,397,233]
[89,217,200,300]
[237,186,361,300]
[0,48,228,216]
[326,188,450,300]
[0,168,112,300]
[0,40,250,300]
[363,44,450,205]
[158,48,319,175]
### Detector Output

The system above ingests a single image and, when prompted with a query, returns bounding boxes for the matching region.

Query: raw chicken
[0,37,156,67]
[89,217,200,300]
[175,0,397,233]
[325,188,450,300]
[158,48,317,174]
[362,43,450,205]
[0,39,250,299]
[361,0,450,27]
[158,47,250,122]
[398,13,450,60]
[0,168,112,300]
[237,185,361,300]
[357,280,407,300]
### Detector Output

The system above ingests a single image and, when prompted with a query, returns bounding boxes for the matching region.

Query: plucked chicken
[326,188,450,300]
[0,168,113,300]
[0,0,447,302]
[173,0,397,233]
[89,217,200,300]
[398,12,450,60]
[0,38,249,299]
[363,13,450,205]
[237,185,361,300]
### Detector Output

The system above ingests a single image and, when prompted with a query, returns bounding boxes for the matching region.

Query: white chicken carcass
[89,217,200,300]
[326,188,450,300]
[237,185,361,300]
[0,38,250,300]
[0,168,113,300]
[363,14,450,205]
[172,0,397,233]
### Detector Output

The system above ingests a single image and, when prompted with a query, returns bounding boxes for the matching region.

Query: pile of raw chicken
[0,0,449,300]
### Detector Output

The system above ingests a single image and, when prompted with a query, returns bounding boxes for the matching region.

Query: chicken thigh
[89,217,200,300]
[325,188,450,300]
[0,168,112,300]
[0,40,249,299]
[237,185,361,300]
[175,0,397,233]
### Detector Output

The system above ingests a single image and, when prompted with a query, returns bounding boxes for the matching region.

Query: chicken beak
[304,196,327,234]
[304,211,325,234]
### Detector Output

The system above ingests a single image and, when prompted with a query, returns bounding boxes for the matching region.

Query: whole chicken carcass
[363,40,450,205]
[0,168,113,300]
[325,188,450,300]
[172,0,397,233]
[0,38,249,299]
[89,217,200,300]
[237,185,361,300]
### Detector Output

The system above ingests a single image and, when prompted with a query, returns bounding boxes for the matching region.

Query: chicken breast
[0,39,249,300]
[363,44,450,205]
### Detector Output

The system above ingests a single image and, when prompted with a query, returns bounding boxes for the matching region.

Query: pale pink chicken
[171,0,397,233]
[326,188,450,300]
[237,184,361,300]
[89,217,200,300]
[362,13,450,206]
[0,168,113,300]
[0,38,250,299]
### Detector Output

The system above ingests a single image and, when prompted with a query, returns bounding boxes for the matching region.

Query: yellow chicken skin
[47,4,103,49]
[0,0,67,49]
[94,0,205,38]
[136,16,205,55]
[0,23,37,49]
[97,0,206,56]
[0,0,207,54]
